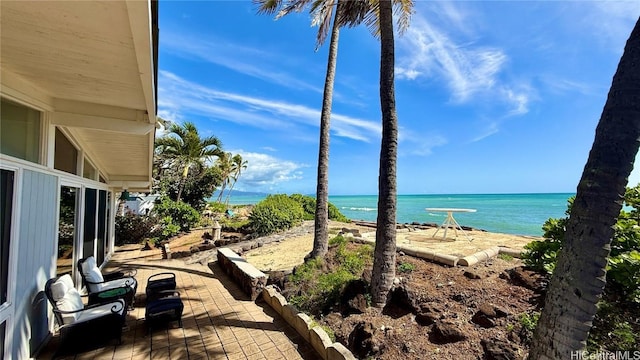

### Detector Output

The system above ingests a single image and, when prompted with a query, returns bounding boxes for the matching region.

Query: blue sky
[157,1,640,196]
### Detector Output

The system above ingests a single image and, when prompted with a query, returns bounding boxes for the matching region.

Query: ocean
[226,193,575,237]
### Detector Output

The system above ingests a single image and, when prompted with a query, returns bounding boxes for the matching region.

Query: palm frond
[254,0,283,15]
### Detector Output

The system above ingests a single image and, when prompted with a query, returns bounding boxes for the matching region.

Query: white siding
[12,169,57,359]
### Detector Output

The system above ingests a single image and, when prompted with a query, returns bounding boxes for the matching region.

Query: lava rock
[415,303,445,326]
[429,321,467,344]
[481,338,521,360]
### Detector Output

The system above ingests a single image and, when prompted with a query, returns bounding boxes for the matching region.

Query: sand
[244,221,541,271]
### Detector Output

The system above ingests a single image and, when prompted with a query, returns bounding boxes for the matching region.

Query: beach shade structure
[78,256,137,308]
[44,275,127,357]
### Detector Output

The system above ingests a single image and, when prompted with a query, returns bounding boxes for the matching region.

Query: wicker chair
[44,275,127,357]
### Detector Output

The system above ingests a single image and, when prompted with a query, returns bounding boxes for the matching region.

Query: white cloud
[471,122,500,143]
[588,1,640,49]
[232,151,308,191]
[399,131,448,157]
[162,33,323,94]
[397,14,507,103]
[158,71,381,142]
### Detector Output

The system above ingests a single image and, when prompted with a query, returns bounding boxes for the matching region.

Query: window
[96,190,107,265]
[83,189,97,260]
[0,98,41,163]
[54,129,78,175]
[57,186,78,276]
[1,170,14,304]
[83,159,96,180]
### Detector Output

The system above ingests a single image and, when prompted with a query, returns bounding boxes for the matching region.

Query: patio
[38,245,318,360]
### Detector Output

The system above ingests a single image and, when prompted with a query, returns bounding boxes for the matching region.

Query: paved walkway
[38,245,318,360]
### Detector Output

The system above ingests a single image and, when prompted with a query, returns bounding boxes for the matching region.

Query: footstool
[145,273,183,332]
[145,290,184,329]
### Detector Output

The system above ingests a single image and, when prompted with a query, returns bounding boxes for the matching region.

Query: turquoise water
[227,193,575,236]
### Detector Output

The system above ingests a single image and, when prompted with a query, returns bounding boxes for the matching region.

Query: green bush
[153,196,200,232]
[288,194,350,223]
[249,194,304,236]
[114,212,159,245]
[398,262,416,273]
[207,201,227,213]
[220,218,251,232]
[287,236,373,315]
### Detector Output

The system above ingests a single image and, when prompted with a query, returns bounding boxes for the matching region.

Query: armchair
[44,275,127,356]
[78,256,137,307]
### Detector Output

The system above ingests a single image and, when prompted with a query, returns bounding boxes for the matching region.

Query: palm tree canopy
[254,0,412,49]
[155,122,223,169]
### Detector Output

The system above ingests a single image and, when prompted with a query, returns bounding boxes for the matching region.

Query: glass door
[57,186,78,276]
[1,168,16,356]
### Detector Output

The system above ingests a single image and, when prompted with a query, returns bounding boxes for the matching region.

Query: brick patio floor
[38,245,318,360]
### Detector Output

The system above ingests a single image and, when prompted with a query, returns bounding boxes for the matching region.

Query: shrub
[153,196,200,232]
[286,237,373,315]
[398,262,416,273]
[114,212,159,245]
[207,201,227,214]
[249,194,304,236]
[288,194,350,223]
[220,218,251,233]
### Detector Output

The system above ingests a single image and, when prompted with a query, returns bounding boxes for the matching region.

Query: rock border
[216,248,268,301]
[262,286,357,360]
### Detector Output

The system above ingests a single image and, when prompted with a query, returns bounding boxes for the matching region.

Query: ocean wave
[342,206,376,212]
[427,213,443,217]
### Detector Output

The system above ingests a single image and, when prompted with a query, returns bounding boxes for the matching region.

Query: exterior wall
[12,169,58,359]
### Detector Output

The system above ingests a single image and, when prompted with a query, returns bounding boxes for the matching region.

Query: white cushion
[81,257,105,293]
[50,275,72,301]
[56,287,84,324]
[75,299,125,323]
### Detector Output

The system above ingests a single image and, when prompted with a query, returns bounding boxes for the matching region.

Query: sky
[157,1,640,196]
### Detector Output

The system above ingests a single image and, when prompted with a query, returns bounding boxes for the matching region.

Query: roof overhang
[1,0,158,192]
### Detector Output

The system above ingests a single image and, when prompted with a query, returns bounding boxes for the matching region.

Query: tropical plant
[215,152,234,203]
[224,154,248,205]
[155,121,223,202]
[248,194,305,236]
[157,165,223,211]
[528,18,640,359]
[152,196,200,232]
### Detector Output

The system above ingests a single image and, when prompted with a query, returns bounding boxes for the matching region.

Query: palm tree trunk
[371,0,399,308]
[529,18,640,359]
[310,3,340,260]
[224,177,237,206]
[176,163,190,202]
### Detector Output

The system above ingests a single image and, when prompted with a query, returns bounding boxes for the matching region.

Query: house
[0,1,158,358]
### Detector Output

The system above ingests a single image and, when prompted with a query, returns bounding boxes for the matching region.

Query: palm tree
[215,152,234,203]
[255,0,412,261]
[368,0,402,308]
[155,122,223,202]
[256,0,348,259]
[224,154,248,205]
[528,18,640,358]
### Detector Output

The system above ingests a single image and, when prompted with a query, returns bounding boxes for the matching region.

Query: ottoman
[145,290,184,329]
[145,272,183,332]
